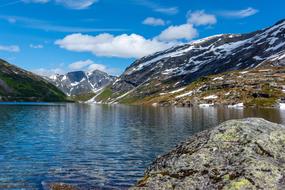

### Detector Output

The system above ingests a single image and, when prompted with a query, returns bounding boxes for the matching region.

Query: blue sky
[0,0,284,76]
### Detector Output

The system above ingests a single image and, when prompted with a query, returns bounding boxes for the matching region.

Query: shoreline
[1,101,285,111]
[84,101,285,110]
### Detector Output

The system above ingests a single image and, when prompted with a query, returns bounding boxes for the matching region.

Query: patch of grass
[119,95,141,104]
[96,88,113,101]
[71,92,96,102]
[246,97,278,107]
[261,83,281,96]
[245,83,282,107]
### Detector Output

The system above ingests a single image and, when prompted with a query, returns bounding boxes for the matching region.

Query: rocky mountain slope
[0,59,67,102]
[48,70,115,96]
[132,118,285,190]
[92,19,285,105]
[131,49,285,108]
[133,55,285,108]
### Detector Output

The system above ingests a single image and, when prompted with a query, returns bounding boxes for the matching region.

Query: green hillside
[0,59,67,102]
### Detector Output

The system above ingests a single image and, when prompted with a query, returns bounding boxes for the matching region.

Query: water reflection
[0,104,284,189]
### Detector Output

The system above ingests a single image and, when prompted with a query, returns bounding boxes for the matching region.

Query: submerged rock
[48,183,78,190]
[132,118,285,190]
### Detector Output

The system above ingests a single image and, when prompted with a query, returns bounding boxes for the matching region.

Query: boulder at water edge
[132,118,285,190]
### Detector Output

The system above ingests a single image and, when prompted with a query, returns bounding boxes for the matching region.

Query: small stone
[49,183,78,190]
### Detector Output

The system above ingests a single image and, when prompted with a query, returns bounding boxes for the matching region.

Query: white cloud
[0,1,22,8]
[32,68,65,76]
[157,24,198,41]
[143,17,165,26]
[155,7,178,15]
[53,7,209,59]
[55,0,97,9]
[68,59,121,75]
[22,0,97,9]
[68,59,93,70]
[88,63,121,75]
[55,33,173,58]
[187,10,217,26]
[7,17,17,23]
[0,45,20,52]
[221,7,259,18]
[0,15,125,33]
[33,60,115,76]
[87,63,107,72]
[30,44,44,49]
[133,0,178,15]
[22,0,49,3]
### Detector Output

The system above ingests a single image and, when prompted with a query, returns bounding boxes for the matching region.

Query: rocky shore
[132,118,285,190]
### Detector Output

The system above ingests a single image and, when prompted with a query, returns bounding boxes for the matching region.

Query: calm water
[0,103,285,189]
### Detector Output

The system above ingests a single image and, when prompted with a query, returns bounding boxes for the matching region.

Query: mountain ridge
[48,69,116,96]
[90,19,285,106]
[0,59,67,102]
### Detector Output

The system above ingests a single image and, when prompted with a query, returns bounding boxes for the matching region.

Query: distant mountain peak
[48,69,115,96]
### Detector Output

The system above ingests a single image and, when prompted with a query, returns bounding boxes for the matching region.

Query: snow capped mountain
[92,19,285,104]
[122,20,285,85]
[49,70,115,96]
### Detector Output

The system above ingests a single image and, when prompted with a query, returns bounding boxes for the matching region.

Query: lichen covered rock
[132,118,285,190]
[48,183,77,190]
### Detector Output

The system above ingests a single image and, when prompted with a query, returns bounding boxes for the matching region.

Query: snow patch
[266,41,285,52]
[279,53,285,60]
[152,103,158,107]
[203,95,218,100]
[62,75,67,81]
[280,103,285,110]
[225,92,231,96]
[228,103,244,108]
[50,75,58,80]
[86,88,105,103]
[70,82,79,86]
[282,86,285,93]
[176,91,193,98]
[240,71,249,74]
[253,56,264,61]
[213,77,223,81]
[199,103,214,107]
[169,87,186,94]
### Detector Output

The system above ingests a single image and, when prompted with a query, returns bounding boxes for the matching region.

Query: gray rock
[132,118,285,190]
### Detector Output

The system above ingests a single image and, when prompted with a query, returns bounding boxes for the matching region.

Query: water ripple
[0,104,284,189]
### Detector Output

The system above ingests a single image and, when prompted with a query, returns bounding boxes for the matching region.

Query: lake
[0,103,285,189]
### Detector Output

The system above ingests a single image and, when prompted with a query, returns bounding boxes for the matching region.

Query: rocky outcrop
[141,65,285,108]
[132,118,285,190]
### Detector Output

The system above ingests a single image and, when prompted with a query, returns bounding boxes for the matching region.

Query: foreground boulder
[132,118,285,190]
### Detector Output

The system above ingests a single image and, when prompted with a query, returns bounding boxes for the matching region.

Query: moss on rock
[132,118,285,190]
